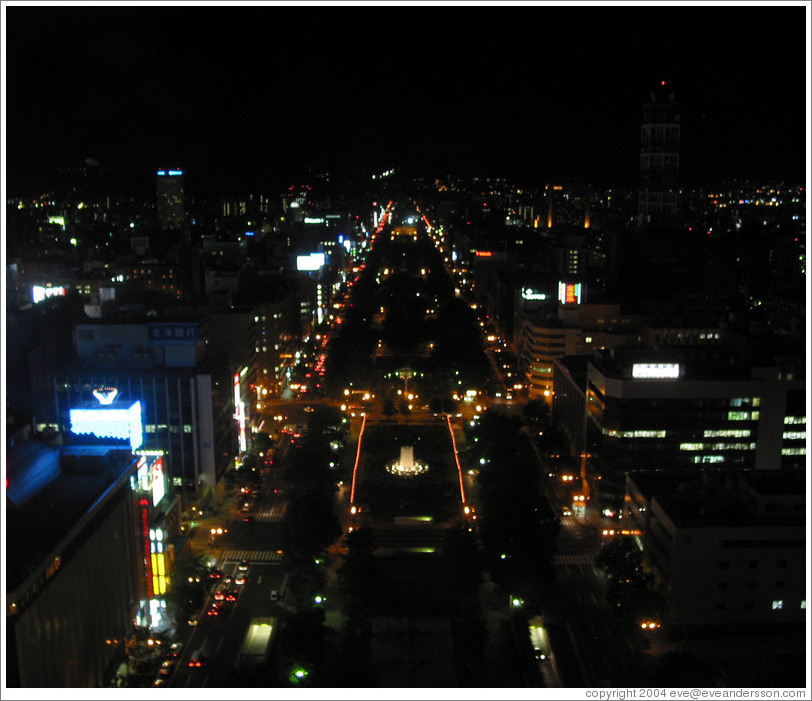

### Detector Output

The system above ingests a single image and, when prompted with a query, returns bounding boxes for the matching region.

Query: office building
[520,304,638,400]
[624,469,805,631]
[47,319,238,514]
[552,346,806,510]
[638,81,680,222]
[156,169,186,230]
[6,443,145,687]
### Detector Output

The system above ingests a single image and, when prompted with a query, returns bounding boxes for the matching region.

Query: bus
[234,617,276,670]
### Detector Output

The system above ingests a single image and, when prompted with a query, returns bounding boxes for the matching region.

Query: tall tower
[637,81,680,224]
[156,168,186,230]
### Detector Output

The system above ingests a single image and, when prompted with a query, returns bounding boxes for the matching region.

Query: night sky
[4,3,809,196]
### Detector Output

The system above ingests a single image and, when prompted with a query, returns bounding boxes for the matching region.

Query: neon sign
[632,363,681,379]
[69,400,143,450]
[522,288,547,301]
[233,373,247,453]
[32,285,66,304]
[151,457,166,507]
[92,387,119,405]
[296,253,326,271]
[558,282,582,305]
[150,528,167,596]
[141,498,153,597]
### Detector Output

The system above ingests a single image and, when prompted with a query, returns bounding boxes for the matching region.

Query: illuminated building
[47,320,237,512]
[121,260,183,299]
[544,184,593,229]
[520,303,638,400]
[5,443,144,687]
[156,168,186,230]
[6,381,183,686]
[552,347,806,511]
[250,297,298,398]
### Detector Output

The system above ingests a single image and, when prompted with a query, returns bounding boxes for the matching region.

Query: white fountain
[386,445,429,478]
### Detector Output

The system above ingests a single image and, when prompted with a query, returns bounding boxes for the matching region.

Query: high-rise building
[156,169,186,230]
[552,346,806,510]
[637,81,680,222]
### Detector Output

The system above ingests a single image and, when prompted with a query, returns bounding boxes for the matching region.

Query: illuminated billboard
[32,285,66,304]
[234,372,247,453]
[632,363,681,379]
[558,282,582,305]
[148,457,166,506]
[296,252,326,271]
[70,399,143,450]
[133,451,167,506]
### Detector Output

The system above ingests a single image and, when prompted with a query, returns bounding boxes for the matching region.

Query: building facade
[6,446,145,687]
[156,169,186,230]
[553,347,806,510]
[624,470,806,631]
[638,81,680,220]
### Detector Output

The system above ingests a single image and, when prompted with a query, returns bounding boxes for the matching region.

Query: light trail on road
[445,413,467,505]
[349,413,367,504]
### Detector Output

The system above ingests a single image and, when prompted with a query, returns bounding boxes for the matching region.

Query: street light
[290,667,309,684]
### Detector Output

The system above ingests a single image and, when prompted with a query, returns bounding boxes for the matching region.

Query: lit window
[704,429,750,438]
[771,600,784,610]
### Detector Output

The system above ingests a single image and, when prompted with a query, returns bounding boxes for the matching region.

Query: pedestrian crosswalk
[222,549,284,563]
[553,553,596,567]
[254,505,286,523]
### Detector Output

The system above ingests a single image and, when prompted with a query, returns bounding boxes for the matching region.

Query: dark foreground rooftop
[6,442,136,593]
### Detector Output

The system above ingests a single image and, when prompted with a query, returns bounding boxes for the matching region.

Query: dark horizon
[4,4,809,197]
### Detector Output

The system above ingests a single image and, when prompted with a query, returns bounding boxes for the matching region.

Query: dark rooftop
[5,443,137,594]
[631,469,807,530]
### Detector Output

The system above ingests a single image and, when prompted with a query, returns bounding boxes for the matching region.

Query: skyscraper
[156,168,186,230]
[637,81,680,223]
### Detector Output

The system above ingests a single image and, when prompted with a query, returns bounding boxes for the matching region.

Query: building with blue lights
[156,168,186,230]
[5,443,145,686]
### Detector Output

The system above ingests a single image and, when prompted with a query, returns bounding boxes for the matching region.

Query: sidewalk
[184,481,240,561]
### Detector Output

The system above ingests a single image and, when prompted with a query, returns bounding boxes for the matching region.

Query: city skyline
[3,2,810,197]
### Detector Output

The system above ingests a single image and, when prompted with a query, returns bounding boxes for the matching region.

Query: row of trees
[271,406,347,685]
[323,219,491,405]
[596,534,663,625]
[465,410,560,605]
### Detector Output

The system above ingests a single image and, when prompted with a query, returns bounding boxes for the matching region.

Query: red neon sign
[140,498,153,597]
